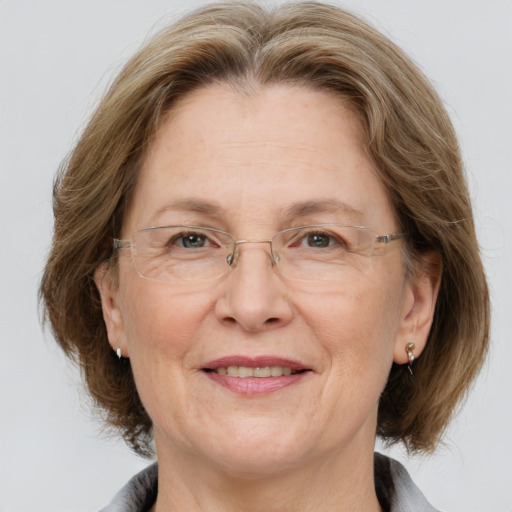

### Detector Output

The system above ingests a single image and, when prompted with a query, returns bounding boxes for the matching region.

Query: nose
[214,243,293,333]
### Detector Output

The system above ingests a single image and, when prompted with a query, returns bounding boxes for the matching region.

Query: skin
[96,84,440,512]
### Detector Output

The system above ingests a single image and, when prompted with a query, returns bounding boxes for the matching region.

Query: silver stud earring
[116,347,122,359]
[405,342,416,375]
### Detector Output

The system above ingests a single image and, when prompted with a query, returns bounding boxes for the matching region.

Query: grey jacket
[99,453,440,512]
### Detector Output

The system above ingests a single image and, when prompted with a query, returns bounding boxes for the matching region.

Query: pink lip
[201,355,311,396]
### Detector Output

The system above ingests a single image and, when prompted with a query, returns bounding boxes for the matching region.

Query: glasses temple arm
[113,239,132,250]
[376,233,409,244]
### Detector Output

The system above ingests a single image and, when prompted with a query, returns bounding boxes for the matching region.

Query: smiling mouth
[203,366,308,378]
[202,358,311,394]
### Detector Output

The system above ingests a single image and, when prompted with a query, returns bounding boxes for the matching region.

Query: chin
[182,417,318,478]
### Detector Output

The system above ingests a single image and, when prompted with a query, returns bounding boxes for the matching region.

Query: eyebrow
[283,199,364,221]
[150,198,223,222]
[148,198,364,224]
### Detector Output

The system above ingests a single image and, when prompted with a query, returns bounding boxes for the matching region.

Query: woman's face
[98,84,432,475]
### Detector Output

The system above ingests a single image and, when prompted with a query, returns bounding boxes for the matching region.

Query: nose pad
[271,250,281,265]
[226,252,236,267]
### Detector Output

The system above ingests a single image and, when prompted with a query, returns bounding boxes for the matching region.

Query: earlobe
[393,252,442,365]
[94,262,129,358]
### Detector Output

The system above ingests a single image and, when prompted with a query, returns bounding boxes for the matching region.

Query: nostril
[265,317,279,324]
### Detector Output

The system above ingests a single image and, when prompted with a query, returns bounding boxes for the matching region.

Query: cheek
[282,278,405,447]
[117,281,218,431]
[119,279,215,373]
[295,272,405,372]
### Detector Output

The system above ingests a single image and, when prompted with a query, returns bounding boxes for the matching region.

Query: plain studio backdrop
[1,1,511,511]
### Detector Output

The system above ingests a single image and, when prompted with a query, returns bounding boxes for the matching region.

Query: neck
[151,437,382,512]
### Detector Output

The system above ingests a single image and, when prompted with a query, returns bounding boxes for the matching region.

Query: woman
[40,2,489,511]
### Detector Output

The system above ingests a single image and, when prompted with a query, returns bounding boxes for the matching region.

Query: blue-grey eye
[306,232,331,248]
[179,233,207,248]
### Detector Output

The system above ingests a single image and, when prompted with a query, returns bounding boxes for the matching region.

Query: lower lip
[204,372,308,395]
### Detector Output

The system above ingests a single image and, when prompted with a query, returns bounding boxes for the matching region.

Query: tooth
[238,366,254,378]
[216,365,296,377]
[254,366,271,378]
[270,366,283,377]
[227,366,238,377]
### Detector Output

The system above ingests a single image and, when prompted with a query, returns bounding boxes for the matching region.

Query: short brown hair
[40,1,489,456]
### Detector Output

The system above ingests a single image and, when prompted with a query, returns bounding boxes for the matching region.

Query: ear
[94,262,129,358]
[393,252,442,364]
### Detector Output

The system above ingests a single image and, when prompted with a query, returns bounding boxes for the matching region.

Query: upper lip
[202,356,310,371]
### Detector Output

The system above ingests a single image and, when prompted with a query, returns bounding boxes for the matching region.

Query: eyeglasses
[113,224,408,283]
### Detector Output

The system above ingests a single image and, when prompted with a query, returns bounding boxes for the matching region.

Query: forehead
[124,83,396,233]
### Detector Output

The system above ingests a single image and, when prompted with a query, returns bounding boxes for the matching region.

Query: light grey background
[1,1,511,510]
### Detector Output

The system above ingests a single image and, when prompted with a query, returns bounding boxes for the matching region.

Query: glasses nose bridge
[228,238,276,267]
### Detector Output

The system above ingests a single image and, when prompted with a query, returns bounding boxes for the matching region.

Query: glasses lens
[272,225,374,280]
[132,226,234,282]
